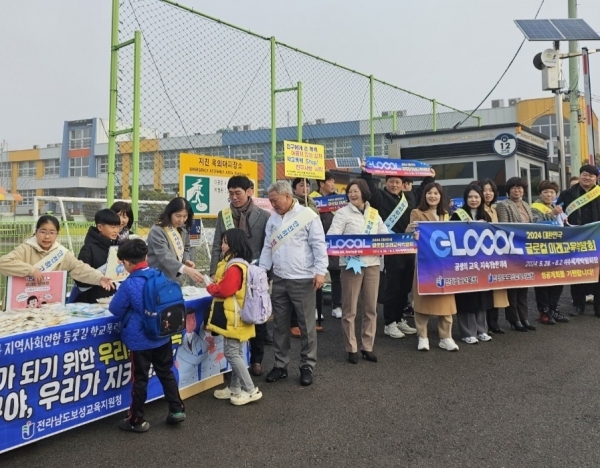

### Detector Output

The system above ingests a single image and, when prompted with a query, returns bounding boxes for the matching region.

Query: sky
[1,0,599,150]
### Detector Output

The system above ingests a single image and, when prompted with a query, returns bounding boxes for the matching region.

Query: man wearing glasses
[557,165,600,317]
[210,175,271,376]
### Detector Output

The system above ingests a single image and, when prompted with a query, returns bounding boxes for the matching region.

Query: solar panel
[334,157,361,169]
[515,18,600,41]
[515,19,563,41]
[550,19,600,41]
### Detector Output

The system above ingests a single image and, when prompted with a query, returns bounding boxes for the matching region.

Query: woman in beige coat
[478,179,509,334]
[327,179,389,364]
[407,182,459,352]
[0,215,114,297]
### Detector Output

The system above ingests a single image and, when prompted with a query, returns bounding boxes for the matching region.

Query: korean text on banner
[179,153,258,218]
[283,141,325,180]
[312,194,348,213]
[364,157,432,177]
[326,233,416,256]
[416,221,600,295]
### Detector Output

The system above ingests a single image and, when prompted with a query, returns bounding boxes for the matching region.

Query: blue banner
[0,296,243,454]
[326,233,416,256]
[416,221,600,294]
[364,157,432,177]
[312,194,348,213]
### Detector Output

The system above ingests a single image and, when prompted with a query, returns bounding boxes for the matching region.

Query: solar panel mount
[514,19,600,42]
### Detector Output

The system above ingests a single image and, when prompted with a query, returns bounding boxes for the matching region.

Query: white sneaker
[417,337,430,351]
[384,322,405,339]
[587,294,594,303]
[214,387,237,400]
[477,333,492,342]
[461,336,479,345]
[439,338,459,351]
[230,387,263,406]
[331,307,342,319]
[397,319,417,335]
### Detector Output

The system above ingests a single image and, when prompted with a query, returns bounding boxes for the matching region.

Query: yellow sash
[454,209,470,221]
[363,206,379,234]
[565,185,600,216]
[32,244,69,272]
[222,208,235,230]
[531,202,552,215]
[164,226,185,262]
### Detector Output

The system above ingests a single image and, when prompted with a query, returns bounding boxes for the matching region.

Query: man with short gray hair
[259,181,328,386]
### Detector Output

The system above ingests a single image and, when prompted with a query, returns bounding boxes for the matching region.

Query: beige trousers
[414,312,453,339]
[340,265,380,353]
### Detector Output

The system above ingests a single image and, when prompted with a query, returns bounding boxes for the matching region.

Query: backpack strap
[224,258,249,310]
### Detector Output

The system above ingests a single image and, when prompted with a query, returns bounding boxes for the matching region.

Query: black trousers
[129,341,183,424]
[534,285,564,311]
[572,281,600,313]
[329,269,342,309]
[249,323,266,364]
[506,288,529,323]
[486,308,500,330]
[383,254,415,325]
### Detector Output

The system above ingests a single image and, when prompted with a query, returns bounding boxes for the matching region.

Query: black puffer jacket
[74,227,117,303]
[557,184,600,226]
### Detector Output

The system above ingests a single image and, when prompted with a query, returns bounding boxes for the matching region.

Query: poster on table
[283,141,325,179]
[364,156,432,177]
[5,271,67,311]
[416,221,600,295]
[179,153,258,218]
[0,296,247,454]
[104,247,129,281]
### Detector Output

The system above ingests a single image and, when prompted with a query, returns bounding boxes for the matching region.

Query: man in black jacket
[360,168,417,339]
[556,164,600,317]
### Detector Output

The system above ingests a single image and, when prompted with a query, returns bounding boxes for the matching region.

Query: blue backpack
[129,268,186,338]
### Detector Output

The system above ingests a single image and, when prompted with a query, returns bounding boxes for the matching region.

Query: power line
[454,0,546,129]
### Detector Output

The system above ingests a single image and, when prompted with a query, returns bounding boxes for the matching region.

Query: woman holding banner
[496,177,535,332]
[450,185,494,344]
[0,215,114,295]
[327,179,388,363]
[147,197,204,285]
[407,182,459,352]
[478,179,509,334]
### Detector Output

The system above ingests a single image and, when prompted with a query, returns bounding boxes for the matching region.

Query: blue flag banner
[0,296,245,454]
[326,233,416,256]
[416,221,600,295]
[312,194,348,213]
[364,157,432,177]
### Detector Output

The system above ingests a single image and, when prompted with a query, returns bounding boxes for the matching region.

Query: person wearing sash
[450,185,494,344]
[327,179,388,363]
[531,180,569,325]
[310,172,343,321]
[407,183,459,351]
[0,215,114,295]
[259,181,328,387]
[209,175,270,377]
[557,165,600,317]
[478,179,509,334]
[360,167,417,339]
[147,197,203,285]
[496,177,535,332]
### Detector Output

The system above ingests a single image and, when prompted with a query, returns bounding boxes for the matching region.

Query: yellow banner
[179,153,258,218]
[283,141,325,180]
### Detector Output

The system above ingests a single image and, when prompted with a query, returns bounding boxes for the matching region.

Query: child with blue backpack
[109,239,186,432]
[207,228,263,406]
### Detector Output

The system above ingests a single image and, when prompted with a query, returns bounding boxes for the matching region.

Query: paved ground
[3,289,600,468]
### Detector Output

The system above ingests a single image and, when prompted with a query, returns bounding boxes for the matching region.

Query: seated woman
[407,182,459,352]
[147,197,203,285]
[327,179,389,364]
[0,215,114,301]
[450,185,494,345]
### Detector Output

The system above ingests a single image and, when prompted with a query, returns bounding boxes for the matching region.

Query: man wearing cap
[557,164,600,317]
[360,167,418,339]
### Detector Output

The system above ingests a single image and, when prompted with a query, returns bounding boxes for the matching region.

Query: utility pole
[568,0,581,175]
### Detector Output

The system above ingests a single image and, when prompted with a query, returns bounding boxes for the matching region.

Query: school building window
[69,157,89,177]
[0,162,11,178]
[18,161,36,177]
[44,159,60,176]
[19,189,36,205]
[69,127,92,150]
[162,151,179,169]
[141,153,154,170]
[96,156,107,174]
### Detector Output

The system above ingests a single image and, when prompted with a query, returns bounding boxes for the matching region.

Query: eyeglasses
[37,229,58,237]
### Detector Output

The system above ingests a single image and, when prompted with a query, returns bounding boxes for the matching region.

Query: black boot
[552,308,569,323]
[509,321,528,332]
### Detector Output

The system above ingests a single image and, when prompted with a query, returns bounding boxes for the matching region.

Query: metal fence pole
[270,37,277,185]
[369,75,374,155]
[131,30,142,222]
[107,0,119,206]
[432,99,437,132]
[297,81,303,142]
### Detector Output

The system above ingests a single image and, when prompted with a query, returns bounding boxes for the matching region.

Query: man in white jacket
[259,181,328,386]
